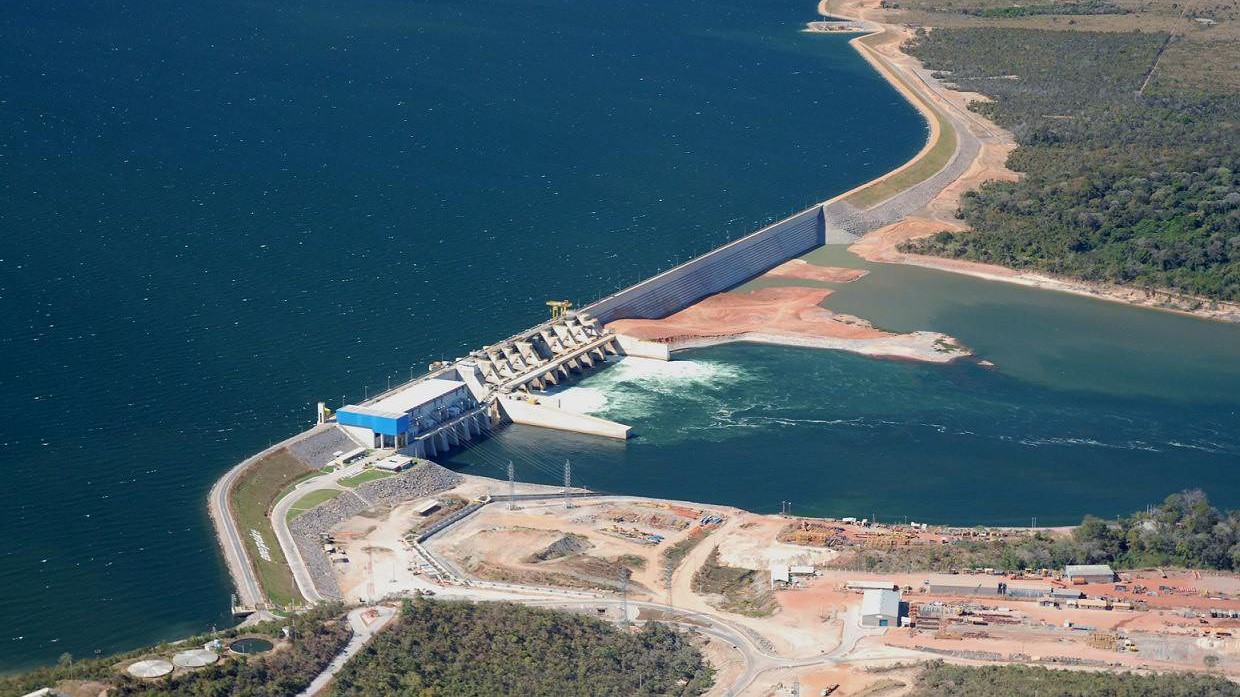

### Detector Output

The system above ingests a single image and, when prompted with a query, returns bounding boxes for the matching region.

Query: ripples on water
[0,0,926,670]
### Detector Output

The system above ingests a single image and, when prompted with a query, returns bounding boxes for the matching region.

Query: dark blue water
[0,0,924,670]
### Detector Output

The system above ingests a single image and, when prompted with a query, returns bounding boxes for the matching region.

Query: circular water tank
[127,659,174,679]
[173,648,219,668]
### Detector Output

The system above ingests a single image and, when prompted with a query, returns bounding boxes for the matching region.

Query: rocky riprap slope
[289,461,462,599]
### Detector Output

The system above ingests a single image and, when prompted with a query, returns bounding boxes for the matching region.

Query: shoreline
[607,273,971,364]
[817,0,1240,324]
[202,0,1230,619]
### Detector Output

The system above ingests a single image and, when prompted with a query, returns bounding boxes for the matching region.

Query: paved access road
[300,604,396,697]
[207,423,334,609]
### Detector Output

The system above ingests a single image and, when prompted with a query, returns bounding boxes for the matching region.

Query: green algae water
[0,0,923,670]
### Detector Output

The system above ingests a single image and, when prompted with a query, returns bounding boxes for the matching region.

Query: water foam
[559,356,749,424]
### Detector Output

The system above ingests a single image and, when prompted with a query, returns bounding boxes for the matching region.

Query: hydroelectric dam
[329,202,834,454]
[214,126,985,608]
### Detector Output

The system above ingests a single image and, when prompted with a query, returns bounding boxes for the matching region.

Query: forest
[959,1,1127,17]
[899,27,1240,302]
[909,660,1240,696]
[329,598,714,697]
[850,490,1240,573]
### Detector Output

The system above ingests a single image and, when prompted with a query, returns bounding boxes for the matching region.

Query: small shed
[790,565,816,576]
[414,499,440,516]
[1064,564,1116,584]
[770,563,790,586]
[861,589,901,627]
[375,454,414,472]
[1052,587,1084,600]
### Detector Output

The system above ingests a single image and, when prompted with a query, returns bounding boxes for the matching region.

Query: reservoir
[0,0,921,670]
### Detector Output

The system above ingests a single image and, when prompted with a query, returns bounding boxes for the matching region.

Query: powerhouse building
[336,378,476,449]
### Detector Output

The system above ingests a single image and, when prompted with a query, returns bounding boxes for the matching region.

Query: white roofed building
[335,375,480,454]
[861,588,901,627]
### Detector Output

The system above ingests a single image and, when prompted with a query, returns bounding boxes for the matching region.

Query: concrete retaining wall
[585,205,826,324]
[614,334,671,360]
[499,398,631,439]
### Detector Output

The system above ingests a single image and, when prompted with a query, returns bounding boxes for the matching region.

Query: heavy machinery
[546,299,572,319]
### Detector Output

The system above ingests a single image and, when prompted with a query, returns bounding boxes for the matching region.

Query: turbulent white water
[549,356,750,425]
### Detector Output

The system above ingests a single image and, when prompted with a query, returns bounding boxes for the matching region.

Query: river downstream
[448,246,1240,526]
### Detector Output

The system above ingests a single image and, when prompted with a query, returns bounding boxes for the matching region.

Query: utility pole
[620,568,630,632]
[563,460,573,509]
[366,548,375,602]
[507,461,516,510]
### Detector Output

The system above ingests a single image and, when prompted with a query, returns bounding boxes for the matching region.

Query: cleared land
[229,448,312,607]
[608,277,969,363]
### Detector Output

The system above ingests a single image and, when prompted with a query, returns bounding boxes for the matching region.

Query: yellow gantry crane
[546,299,572,319]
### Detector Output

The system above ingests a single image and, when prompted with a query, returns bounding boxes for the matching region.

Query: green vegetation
[661,529,713,588]
[0,604,347,697]
[909,660,1240,696]
[618,553,649,570]
[847,489,1240,573]
[691,547,779,617]
[330,598,714,696]
[230,448,313,607]
[110,604,349,697]
[286,488,343,522]
[898,27,1240,301]
[845,33,957,210]
[960,0,1127,17]
[662,530,710,571]
[338,468,394,488]
[854,678,907,697]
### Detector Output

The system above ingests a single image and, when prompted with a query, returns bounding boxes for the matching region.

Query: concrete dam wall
[585,204,826,324]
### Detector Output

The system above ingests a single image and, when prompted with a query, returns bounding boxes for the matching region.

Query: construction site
[285,464,1240,695]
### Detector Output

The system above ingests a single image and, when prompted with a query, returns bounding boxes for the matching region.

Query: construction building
[861,588,901,627]
[927,574,1003,597]
[770,563,791,587]
[374,454,414,472]
[337,378,478,450]
[1065,564,1116,584]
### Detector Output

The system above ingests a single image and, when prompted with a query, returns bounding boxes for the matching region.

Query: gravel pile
[288,461,463,599]
[289,427,357,468]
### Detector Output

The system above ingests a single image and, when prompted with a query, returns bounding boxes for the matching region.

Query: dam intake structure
[329,181,961,453]
[328,202,842,452]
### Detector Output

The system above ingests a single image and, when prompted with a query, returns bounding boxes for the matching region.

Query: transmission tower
[563,459,573,509]
[507,461,516,510]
